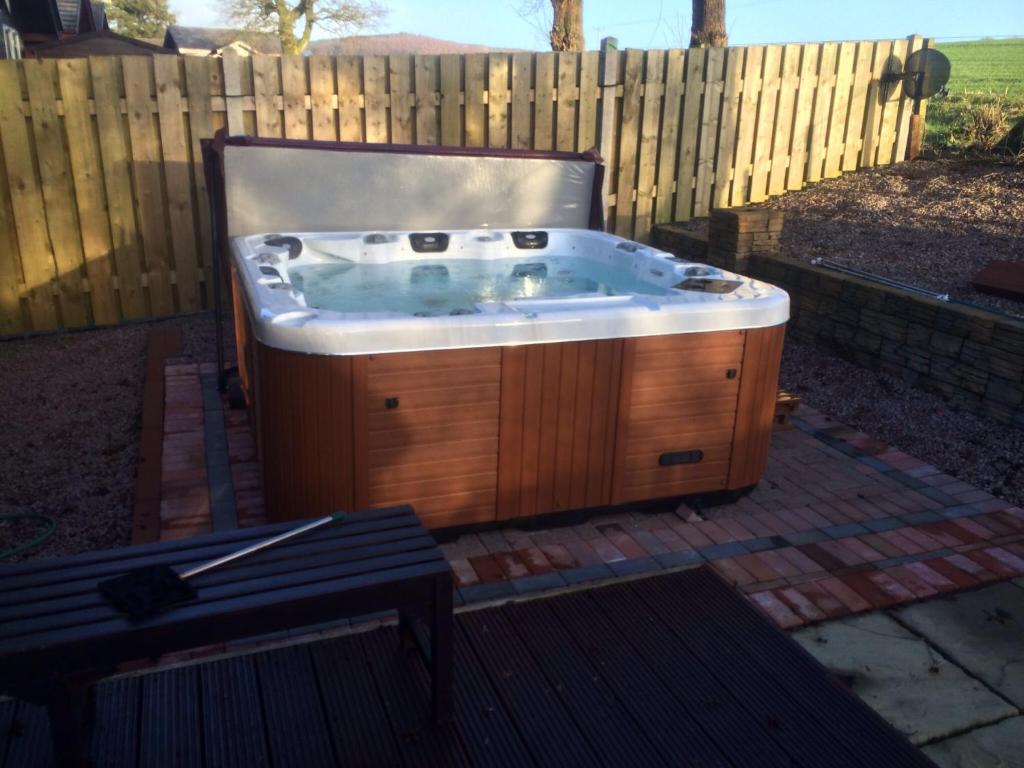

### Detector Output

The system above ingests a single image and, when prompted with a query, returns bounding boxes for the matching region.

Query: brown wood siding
[612,330,747,504]
[357,348,501,528]
[496,339,623,520]
[256,343,355,521]
[727,324,786,488]
[230,263,253,402]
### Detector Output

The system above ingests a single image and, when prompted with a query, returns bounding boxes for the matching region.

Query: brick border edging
[132,329,183,545]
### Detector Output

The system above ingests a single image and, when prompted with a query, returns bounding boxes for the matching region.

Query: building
[163,25,281,56]
[1,0,108,58]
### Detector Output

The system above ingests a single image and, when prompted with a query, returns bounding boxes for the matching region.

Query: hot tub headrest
[204,133,604,238]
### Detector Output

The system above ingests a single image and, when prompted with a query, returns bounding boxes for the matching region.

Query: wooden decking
[1,567,932,768]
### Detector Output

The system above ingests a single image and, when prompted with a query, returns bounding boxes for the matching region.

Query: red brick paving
[152,368,1024,632]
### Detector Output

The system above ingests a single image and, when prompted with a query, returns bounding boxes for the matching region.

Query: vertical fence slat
[363,56,388,143]
[694,47,725,217]
[534,53,556,151]
[90,56,146,320]
[767,44,800,197]
[555,52,577,151]
[308,56,337,141]
[0,126,24,334]
[439,55,461,146]
[252,55,282,138]
[749,45,781,202]
[152,56,199,312]
[786,44,819,190]
[510,53,532,149]
[24,60,89,328]
[464,53,486,147]
[220,53,245,135]
[413,55,439,145]
[876,38,909,166]
[824,42,856,178]
[183,56,215,307]
[613,49,643,236]
[674,49,706,220]
[123,55,174,316]
[860,39,892,167]
[712,46,744,209]
[892,35,923,164]
[633,50,663,240]
[576,51,599,151]
[487,54,509,149]
[842,41,874,171]
[280,55,308,139]
[806,42,838,183]
[337,56,363,142]
[654,49,685,223]
[730,46,761,206]
[388,55,414,145]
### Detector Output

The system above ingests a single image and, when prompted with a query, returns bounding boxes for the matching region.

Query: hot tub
[206,134,789,529]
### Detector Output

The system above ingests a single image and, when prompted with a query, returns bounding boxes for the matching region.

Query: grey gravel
[0,313,215,562]
[781,336,1024,510]
[763,158,1024,318]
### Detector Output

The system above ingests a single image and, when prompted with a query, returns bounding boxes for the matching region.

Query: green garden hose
[0,513,56,560]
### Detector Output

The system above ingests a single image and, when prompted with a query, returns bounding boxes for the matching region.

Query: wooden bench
[0,505,453,766]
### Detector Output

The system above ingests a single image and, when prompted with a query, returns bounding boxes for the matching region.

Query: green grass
[925,38,1024,154]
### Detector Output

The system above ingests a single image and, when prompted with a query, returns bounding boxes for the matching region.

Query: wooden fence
[0,36,928,335]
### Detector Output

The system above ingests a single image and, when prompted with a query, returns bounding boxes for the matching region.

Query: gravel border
[780,336,1024,510]
[0,313,215,562]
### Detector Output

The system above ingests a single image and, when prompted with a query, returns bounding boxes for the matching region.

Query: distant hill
[307,33,522,56]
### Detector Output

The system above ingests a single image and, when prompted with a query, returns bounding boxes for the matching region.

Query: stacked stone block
[650,224,708,262]
[651,214,1024,429]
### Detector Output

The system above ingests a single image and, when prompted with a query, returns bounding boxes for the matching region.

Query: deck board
[0,567,934,768]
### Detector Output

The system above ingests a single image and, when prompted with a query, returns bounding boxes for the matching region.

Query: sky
[170,0,1023,49]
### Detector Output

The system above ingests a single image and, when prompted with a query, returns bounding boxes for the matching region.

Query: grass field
[926,38,1024,154]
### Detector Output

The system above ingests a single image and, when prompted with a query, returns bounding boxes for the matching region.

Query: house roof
[307,33,520,56]
[32,29,168,58]
[163,25,281,54]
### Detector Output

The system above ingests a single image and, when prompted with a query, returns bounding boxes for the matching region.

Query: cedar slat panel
[876,38,910,165]
[576,51,599,152]
[893,36,924,162]
[280,55,308,139]
[510,53,532,150]
[555,52,577,151]
[727,324,785,488]
[337,56,363,142]
[251,55,282,138]
[413,54,439,145]
[439,55,461,146]
[842,41,876,171]
[712,46,744,208]
[806,43,838,183]
[308,56,337,141]
[183,56,216,306]
[389,55,414,145]
[824,42,856,178]
[860,39,893,167]
[463,53,486,147]
[0,124,24,334]
[786,44,819,190]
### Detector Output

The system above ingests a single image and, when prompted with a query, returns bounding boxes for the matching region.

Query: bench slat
[0,530,440,624]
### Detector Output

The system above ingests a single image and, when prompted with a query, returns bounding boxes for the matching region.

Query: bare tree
[225,0,386,54]
[550,0,584,51]
[690,0,726,47]
[517,0,584,52]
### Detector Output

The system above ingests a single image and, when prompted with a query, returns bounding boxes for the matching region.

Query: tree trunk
[690,0,727,48]
[550,0,584,52]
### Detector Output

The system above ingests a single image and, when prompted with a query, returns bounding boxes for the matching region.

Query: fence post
[221,53,246,136]
[598,37,619,231]
[907,34,928,160]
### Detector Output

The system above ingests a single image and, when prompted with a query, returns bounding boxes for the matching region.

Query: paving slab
[894,582,1024,707]
[923,716,1024,768]
[792,612,1015,745]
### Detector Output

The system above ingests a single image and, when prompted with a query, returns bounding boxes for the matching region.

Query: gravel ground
[763,157,1024,317]
[781,336,1024,510]
[0,313,215,563]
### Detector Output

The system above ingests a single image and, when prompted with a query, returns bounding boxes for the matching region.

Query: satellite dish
[903,48,951,100]
[879,48,951,103]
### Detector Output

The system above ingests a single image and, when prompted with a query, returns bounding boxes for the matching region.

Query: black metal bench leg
[45,680,95,768]
[430,574,453,725]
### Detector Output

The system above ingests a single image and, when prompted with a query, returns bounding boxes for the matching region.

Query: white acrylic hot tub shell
[231,228,789,356]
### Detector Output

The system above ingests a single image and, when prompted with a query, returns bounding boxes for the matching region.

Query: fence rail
[0,36,927,334]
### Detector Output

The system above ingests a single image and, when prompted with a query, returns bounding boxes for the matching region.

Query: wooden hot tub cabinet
[235,306,785,529]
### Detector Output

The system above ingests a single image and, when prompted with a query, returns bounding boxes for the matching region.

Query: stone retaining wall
[653,211,1024,428]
